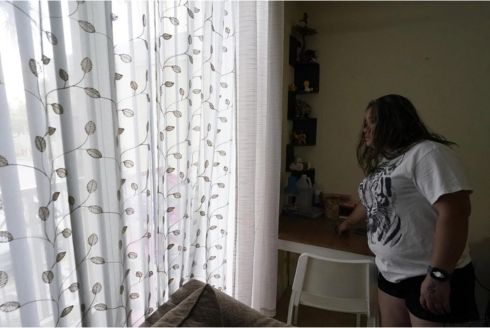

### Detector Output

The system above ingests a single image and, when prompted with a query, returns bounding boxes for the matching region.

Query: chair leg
[292,306,298,325]
[287,301,294,325]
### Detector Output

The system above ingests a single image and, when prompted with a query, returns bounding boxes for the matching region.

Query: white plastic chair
[287,253,379,327]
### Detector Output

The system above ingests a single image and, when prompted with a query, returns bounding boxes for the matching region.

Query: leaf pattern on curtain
[0,1,236,326]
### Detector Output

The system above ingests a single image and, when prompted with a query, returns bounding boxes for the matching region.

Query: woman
[338,95,479,326]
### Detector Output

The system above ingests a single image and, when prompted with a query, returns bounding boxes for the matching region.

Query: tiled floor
[274,290,364,327]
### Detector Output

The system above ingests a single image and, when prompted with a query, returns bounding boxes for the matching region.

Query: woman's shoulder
[405,140,455,162]
[406,140,452,157]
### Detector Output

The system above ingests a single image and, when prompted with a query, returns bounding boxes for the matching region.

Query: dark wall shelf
[294,62,320,93]
[291,118,317,146]
[286,32,320,175]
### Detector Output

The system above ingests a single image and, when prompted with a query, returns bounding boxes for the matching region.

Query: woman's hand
[336,203,367,235]
[419,275,451,315]
[336,220,351,235]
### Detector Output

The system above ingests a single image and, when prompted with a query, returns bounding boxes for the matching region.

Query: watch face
[433,270,445,279]
[430,268,449,281]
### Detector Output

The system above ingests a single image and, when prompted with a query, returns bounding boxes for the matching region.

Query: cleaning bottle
[296,174,313,210]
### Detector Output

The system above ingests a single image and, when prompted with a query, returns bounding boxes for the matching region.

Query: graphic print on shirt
[359,156,404,247]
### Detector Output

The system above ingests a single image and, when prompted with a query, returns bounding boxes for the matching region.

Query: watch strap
[427,265,452,281]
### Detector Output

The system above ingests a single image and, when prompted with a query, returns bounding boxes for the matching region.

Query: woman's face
[363,107,375,147]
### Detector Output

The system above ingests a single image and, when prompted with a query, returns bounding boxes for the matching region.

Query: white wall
[282,1,490,315]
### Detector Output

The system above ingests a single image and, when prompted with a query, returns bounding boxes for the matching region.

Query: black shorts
[378,263,480,323]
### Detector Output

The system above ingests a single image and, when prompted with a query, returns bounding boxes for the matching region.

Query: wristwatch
[427,265,451,282]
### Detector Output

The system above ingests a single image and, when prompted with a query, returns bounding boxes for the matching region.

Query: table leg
[287,251,291,287]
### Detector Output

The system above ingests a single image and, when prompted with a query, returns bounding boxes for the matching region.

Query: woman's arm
[419,190,471,315]
[337,202,367,235]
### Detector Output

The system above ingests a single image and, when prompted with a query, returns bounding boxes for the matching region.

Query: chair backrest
[291,253,377,316]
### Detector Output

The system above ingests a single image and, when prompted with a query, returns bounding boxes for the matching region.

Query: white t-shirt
[358,140,472,283]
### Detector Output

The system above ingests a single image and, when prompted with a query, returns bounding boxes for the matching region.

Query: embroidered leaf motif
[162,33,172,40]
[51,103,64,114]
[86,149,102,158]
[129,293,139,299]
[68,282,79,292]
[187,8,194,19]
[86,179,97,193]
[42,270,54,283]
[35,136,46,152]
[84,87,100,98]
[123,160,134,168]
[88,205,103,214]
[85,121,96,135]
[119,54,132,63]
[172,65,181,73]
[60,305,74,318]
[130,81,138,90]
[168,17,179,25]
[127,252,137,259]
[0,155,8,167]
[38,207,49,221]
[52,192,60,201]
[87,233,98,246]
[122,109,134,117]
[115,73,123,80]
[78,20,96,33]
[142,14,146,27]
[62,228,72,238]
[41,55,50,65]
[164,81,174,87]
[94,303,107,311]
[81,57,93,73]
[59,69,69,81]
[90,257,105,264]
[125,208,135,215]
[28,59,38,77]
[0,302,20,312]
[56,252,66,263]
[45,31,58,45]
[56,168,68,178]
[0,271,8,288]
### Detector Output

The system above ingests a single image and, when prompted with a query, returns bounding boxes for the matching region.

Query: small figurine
[288,83,297,92]
[292,130,307,145]
[295,99,311,118]
[289,157,305,171]
[303,80,313,93]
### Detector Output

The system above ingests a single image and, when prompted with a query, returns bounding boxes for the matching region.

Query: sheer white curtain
[234,1,284,316]
[0,1,236,326]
